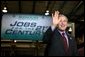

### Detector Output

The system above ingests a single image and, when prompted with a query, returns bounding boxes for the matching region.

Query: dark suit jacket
[42,27,78,56]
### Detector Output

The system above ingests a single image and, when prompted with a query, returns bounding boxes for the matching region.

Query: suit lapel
[54,29,66,49]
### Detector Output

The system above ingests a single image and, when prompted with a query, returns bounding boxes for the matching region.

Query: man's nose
[61,21,64,25]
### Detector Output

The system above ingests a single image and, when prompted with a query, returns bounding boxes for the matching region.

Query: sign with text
[1,14,52,40]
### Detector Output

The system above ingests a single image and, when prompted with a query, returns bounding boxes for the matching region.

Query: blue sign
[1,14,52,40]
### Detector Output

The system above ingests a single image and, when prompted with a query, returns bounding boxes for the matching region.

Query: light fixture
[2,6,8,13]
[46,10,49,13]
[14,40,16,42]
[2,1,8,13]
[68,27,72,32]
[45,12,49,15]
[45,10,49,15]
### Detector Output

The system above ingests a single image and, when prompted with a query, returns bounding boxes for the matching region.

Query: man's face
[57,16,68,31]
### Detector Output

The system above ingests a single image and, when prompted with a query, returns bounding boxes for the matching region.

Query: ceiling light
[45,12,49,15]
[2,9,7,13]
[68,27,72,32]
[4,7,7,9]
[2,7,8,13]
[45,10,49,15]
[46,10,49,13]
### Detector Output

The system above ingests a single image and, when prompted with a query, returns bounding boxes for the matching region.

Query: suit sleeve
[42,27,54,44]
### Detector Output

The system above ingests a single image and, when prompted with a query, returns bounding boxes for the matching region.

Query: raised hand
[52,11,61,27]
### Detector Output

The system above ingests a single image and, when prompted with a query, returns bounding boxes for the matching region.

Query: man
[42,11,78,56]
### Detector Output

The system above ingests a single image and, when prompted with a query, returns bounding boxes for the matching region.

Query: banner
[1,14,52,40]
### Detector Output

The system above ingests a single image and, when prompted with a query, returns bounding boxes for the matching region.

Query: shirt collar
[58,29,66,35]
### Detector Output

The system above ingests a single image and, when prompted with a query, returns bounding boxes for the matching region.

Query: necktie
[62,32,69,55]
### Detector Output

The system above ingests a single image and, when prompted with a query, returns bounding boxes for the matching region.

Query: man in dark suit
[42,11,78,56]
